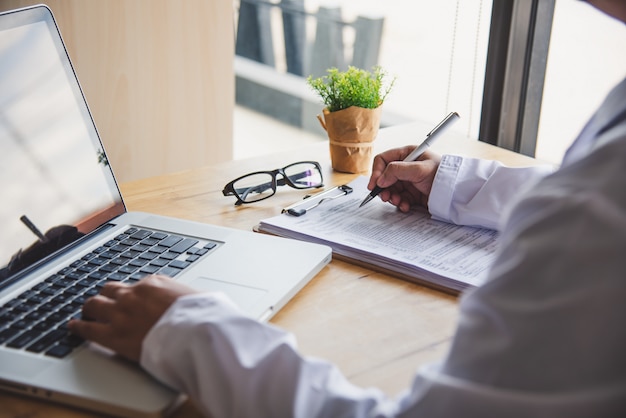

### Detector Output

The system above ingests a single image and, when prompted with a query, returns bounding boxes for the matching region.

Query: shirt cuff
[428,155,462,223]
[140,292,242,388]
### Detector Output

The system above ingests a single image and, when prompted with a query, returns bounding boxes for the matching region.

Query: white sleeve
[428,155,553,230]
[140,293,398,418]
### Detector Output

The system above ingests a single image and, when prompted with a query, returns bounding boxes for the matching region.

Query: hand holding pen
[360,112,460,211]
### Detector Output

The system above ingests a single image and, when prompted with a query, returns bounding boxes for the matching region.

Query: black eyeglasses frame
[222,161,324,206]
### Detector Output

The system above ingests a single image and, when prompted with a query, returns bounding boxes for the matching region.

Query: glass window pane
[536,0,626,164]
[233,0,493,157]
[303,1,492,139]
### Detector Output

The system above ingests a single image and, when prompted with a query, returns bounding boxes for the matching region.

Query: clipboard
[281,185,353,217]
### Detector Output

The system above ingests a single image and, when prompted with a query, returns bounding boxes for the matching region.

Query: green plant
[307,66,395,112]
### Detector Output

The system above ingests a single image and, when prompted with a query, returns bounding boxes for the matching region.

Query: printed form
[259,177,499,292]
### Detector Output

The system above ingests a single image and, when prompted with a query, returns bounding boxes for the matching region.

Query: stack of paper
[258,177,499,293]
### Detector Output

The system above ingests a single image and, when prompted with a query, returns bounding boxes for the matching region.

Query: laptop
[0,4,332,417]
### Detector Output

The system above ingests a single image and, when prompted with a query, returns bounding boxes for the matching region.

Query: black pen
[359,111,460,208]
[20,215,47,242]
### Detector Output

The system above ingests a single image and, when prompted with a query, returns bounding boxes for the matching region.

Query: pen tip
[359,195,372,208]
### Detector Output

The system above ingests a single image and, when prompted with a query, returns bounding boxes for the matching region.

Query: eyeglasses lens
[233,172,275,203]
[284,162,323,188]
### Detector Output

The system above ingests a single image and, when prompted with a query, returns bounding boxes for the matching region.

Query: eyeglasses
[222,161,324,205]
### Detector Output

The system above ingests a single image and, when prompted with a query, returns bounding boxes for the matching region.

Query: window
[536,0,626,164]
[234,0,493,144]
[302,1,493,139]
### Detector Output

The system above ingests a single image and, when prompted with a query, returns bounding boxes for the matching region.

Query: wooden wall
[0,0,234,182]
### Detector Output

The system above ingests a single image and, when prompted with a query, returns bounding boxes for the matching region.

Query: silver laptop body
[0,5,331,417]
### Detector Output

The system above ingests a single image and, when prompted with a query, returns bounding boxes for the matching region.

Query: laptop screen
[0,7,124,288]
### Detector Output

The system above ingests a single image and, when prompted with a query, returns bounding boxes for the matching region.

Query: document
[258,177,499,293]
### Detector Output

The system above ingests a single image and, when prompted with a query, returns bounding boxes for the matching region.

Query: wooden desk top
[1,122,542,417]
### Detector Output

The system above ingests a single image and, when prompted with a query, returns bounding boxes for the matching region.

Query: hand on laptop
[68,275,199,362]
[367,148,441,212]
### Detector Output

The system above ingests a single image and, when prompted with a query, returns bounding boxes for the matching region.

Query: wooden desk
[1,123,541,417]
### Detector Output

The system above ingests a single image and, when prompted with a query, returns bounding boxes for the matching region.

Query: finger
[68,318,112,344]
[368,146,417,190]
[99,281,129,299]
[368,155,387,190]
[81,294,118,323]
[378,161,423,188]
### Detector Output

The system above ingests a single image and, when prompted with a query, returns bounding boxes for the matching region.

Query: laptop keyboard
[0,227,219,358]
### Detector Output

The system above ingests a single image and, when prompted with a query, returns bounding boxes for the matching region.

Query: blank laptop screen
[0,10,124,288]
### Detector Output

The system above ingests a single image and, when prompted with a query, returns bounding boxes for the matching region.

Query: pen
[359,111,460,208]
[20,215,47,242]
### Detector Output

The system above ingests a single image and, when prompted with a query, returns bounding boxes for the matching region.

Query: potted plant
[307,66,395,173]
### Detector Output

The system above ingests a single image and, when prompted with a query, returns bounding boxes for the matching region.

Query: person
[69,1,626,417]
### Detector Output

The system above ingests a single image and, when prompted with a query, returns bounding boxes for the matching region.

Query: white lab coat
[141,77,626,417]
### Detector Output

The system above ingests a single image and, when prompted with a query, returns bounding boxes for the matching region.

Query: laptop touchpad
[188,277,267,309]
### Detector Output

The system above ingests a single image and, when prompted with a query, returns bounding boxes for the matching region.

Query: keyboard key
[61,333,84,347]
[13,301,37,313]
[0,310,21,322]
[138,251,158,261]
[41,286,63,297]
[26,329,67,353]
[78,278,99,287]
[45,344,74,358]
[148,246,167,254]
[110,244,130,253]
[109,257,128,266]
[150,232,168,240]
[150,258,168,267]
[120,238,140,246]
[169,238,199,254]
[133,244,151,252]
[118,265,138,274]
[120,250,142,259]
[169,260,191,270]
[89,257,108,266]
[129,271,147,279]
[140,265,160,275]
[0,328,21,344]
[129,258,149,267]
[159,235,183,248]
[93,246,107,254]
[26,293,48,304]
[7,329,40,349]
[25,311,48,322]
[32,320,56,331]
[158,266,183,277]
[108,272,128,281]
[17,289,37,299]
[12,319,34,330]
[100,250,117,259]
[99,264,117,273]
[130,229,152,240]
[46,312,68,324]
[84,288,100,296]
[160,252,178,261]
[142,237,160,246]
[66,271,86,281]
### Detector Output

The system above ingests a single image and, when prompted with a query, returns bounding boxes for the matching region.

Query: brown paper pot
[318,106,382,173]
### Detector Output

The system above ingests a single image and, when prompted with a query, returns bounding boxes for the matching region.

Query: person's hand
[68,275,199,362]
[367,146,441,212]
